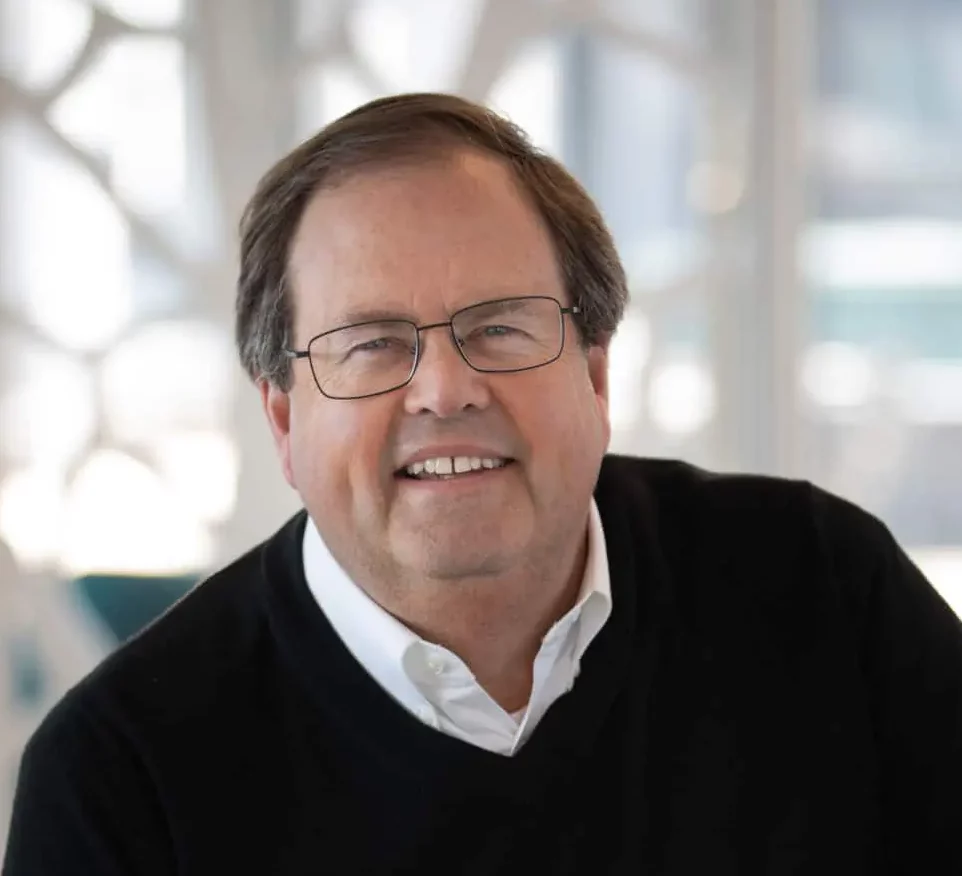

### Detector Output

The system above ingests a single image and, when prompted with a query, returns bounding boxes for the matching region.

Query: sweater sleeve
[2,690,176,876]
[815,488,962,873]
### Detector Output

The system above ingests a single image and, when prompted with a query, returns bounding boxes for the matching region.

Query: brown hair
[236,92,628,389]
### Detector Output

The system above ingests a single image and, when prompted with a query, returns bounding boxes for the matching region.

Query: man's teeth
[405,456,507,478]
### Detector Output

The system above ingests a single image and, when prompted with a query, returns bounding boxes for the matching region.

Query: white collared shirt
[302,501,612,756]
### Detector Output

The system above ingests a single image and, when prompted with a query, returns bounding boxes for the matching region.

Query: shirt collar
[302,519,425,715]
[573,499,613,659]
[302,499,611,706]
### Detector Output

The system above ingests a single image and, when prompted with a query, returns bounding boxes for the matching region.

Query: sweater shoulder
[599,454,812,524]
[45,513,306,736]
[598,454,893,583]
[601,453,883,532]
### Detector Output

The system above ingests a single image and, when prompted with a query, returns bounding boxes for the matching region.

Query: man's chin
[387,504,532,577]
[391,535,520,583]
[414,556,513,582]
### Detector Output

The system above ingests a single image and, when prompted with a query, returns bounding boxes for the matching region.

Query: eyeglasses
[283,295,580,400]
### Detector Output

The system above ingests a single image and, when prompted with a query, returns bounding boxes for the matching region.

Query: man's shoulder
[37,512,306,743]
[598,453,890,563]
[599,454,813,516]
[603,453,799,497]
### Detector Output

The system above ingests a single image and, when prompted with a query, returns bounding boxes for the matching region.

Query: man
[4,93,961,875]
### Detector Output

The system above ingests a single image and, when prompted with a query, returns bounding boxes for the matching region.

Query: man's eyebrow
[328,306,415,326]
[322,292,549,331]
[465,296,532,315]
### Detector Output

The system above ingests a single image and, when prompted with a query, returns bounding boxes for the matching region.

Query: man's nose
[402,327,491,417]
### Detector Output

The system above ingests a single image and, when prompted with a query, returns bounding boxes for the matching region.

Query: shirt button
[416,705,437,726]
[426,655,445,676]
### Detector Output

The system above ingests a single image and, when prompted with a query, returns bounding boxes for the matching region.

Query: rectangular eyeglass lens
[456,298,560,369]
[312,321,415,396]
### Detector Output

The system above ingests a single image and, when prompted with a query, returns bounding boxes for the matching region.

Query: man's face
[262,150,611,586]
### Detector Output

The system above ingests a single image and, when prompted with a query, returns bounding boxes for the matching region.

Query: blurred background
[1,0,961,840]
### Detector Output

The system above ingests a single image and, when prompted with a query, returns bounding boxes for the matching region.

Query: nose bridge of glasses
[417,318,460,337]
[416,318,466,352]
[410,316,475,376]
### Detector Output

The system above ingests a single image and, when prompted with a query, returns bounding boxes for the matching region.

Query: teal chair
[6,575,195,711]
[72,574,197,644]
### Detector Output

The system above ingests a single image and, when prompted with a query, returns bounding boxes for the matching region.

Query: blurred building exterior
[1,0,960,842]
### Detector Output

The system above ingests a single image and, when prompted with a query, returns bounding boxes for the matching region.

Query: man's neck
[367,536,589,713]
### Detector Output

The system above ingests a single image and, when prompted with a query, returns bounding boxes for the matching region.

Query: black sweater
[4,456,962,874]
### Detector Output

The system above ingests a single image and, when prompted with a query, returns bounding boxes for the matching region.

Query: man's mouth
[398,456,513,480]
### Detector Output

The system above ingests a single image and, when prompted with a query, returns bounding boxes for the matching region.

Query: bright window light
[488,38,563,157]
[61,449,212,576]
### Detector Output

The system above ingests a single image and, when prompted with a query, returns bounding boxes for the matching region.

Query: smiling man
[263,144,612,724]
[5,94,962,875]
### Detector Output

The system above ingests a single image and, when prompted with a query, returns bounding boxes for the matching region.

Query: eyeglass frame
[282,295,582,401]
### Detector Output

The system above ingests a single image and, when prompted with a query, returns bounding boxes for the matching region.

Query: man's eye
[481,324,517,337]
[352,337,399,353]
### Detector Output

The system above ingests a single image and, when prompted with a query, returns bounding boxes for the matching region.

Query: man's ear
[259,379,296,489]
[585,341,611,446]
[586,338,609,399]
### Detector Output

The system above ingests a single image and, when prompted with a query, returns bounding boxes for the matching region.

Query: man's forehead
[287,154,563,327]
[291,151,533,247]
